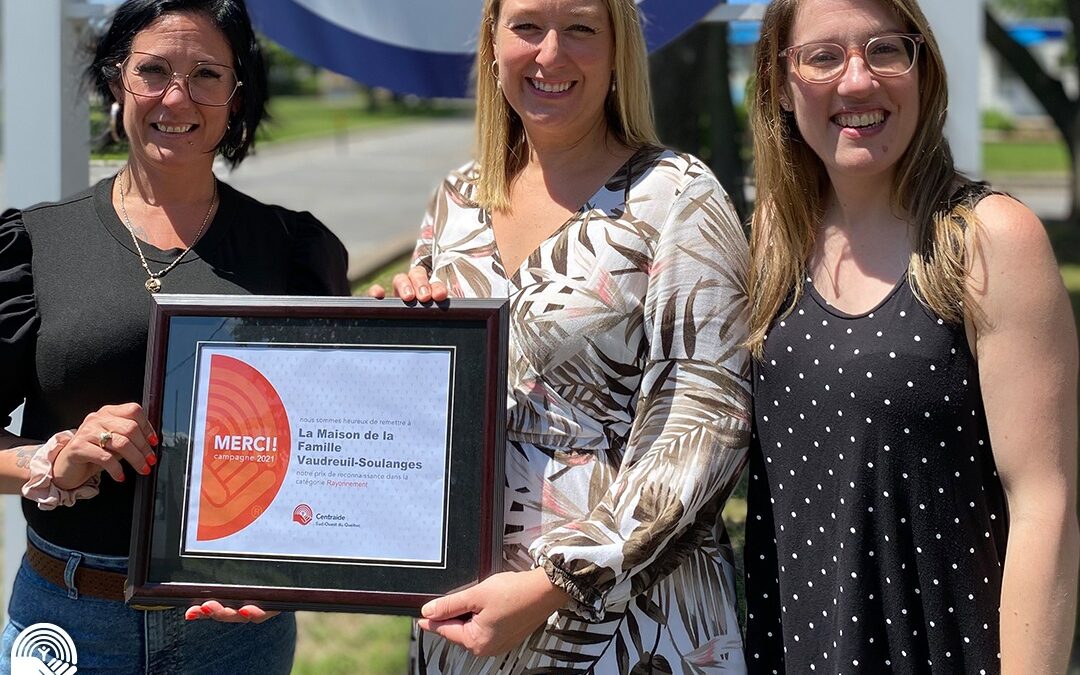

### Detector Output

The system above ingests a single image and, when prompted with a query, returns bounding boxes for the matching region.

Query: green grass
[983,139,1069,174]
[257,95,461,145]
[292,613,411,674]
[1061,264,1080,291]
[90,94,469,160]
[351,252,414,296]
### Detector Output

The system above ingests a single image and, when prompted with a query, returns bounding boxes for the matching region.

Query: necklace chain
[116,166,217,293]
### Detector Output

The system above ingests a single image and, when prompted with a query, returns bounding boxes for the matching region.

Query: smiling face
[112,11,236,173]
[784,0,920,185]
[494,0,614,145]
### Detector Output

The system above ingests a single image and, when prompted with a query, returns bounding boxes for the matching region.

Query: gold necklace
[115,166,217,293]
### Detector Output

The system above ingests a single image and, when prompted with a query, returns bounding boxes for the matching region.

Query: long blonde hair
[747,0,976,357]
[473,0,660,211]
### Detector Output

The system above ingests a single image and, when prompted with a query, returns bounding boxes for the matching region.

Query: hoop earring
[491,58,501,90]
[109,102,122,143]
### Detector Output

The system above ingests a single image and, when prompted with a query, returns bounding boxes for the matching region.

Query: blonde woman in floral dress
[371,0,751,672]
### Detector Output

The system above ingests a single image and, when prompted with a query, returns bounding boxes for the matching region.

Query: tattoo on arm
[14,446,35,470]
[13,445,37,471]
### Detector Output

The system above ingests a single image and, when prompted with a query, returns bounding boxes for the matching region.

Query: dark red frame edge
[126,294,508,614]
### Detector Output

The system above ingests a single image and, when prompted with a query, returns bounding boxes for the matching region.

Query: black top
[744,273,1008,674]
[0,177,349,555]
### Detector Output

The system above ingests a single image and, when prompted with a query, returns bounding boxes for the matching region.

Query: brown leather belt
[26,539,127,602]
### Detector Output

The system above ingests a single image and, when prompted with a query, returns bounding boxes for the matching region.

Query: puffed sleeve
[281,209,350,296]
[0,209,39,429]
[528,172,753,621]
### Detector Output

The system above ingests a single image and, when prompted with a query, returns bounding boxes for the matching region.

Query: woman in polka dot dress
[742,0,1079,672]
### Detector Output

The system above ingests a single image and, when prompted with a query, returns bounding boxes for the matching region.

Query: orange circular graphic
[197,354,291,540]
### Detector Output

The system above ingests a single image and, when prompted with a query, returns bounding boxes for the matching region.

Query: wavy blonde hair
[747,0,977,357]
[473,0,659,211]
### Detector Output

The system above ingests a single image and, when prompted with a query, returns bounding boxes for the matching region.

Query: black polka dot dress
[744,273,1008,674]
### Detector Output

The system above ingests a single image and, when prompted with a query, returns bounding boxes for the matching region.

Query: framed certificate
[126,295,508,614]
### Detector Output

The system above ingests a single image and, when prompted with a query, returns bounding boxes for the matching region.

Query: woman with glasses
[744,0,1078,671]
[0,0,347,671]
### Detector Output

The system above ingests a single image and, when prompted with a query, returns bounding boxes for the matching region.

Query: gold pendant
[145,278,162,293]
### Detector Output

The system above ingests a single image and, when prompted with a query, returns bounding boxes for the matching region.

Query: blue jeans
[0,528,296,674]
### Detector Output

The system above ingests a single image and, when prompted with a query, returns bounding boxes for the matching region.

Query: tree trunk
[649,23,748,218]
[649,26,705,154]
[705,23,748,219]
[984,6,1080,224]
[1069,113,1080,223]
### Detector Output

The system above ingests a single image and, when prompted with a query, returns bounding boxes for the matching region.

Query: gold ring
[98,431,113,448]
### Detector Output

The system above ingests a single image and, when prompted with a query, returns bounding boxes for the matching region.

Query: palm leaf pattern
[411,148,750,673]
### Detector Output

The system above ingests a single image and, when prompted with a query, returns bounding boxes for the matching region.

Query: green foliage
[982,108,1017,133]
[989,0,1065,16]
[262,39,320,97]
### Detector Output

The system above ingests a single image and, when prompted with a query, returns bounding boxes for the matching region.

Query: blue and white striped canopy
[248,0,721,98]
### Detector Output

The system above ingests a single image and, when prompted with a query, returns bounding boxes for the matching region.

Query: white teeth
[155,124,194,133]
[834,111,885,129]
[530,79,572,93]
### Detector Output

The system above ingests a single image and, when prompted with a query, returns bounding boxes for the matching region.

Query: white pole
[2,0,93,207]
[1,0,102,618]
[922,0,984,178]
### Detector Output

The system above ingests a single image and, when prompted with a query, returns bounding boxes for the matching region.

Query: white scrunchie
[21,430,101,510]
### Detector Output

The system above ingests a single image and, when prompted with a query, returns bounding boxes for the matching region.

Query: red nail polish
[238,609,250,618]
[185,611,200,621]
[150,433,159,446]
[201,606,213,616]
[147,453,157,467]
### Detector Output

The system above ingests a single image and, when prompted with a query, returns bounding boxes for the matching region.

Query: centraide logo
[293,503,313,525]
[11,622,78,674]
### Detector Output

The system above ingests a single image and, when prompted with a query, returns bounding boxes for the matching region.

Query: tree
[984,0,1080,223]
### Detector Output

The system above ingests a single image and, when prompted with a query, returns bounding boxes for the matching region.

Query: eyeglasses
[780,34,924,84]
[116,52,242,106]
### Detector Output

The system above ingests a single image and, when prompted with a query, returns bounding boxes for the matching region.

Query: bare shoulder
[968,192,1070,330]
[973,193,1049,246]
[971,193,1059,277]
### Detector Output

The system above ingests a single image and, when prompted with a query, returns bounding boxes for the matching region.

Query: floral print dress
[411,147,752,674]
